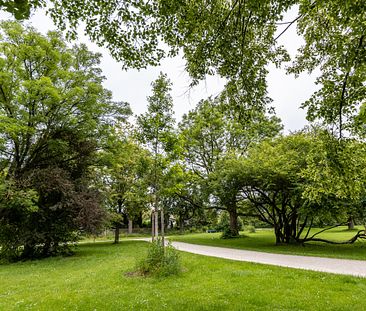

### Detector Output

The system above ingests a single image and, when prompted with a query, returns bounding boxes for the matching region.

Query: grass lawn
[1,240,366,310]
[169,227,366,260]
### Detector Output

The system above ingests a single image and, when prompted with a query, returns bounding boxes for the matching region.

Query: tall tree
[179,94,282,236]
[0,21,130,260]
[99,134,151,243]
[136,72,176,243]
[237,131,366,244]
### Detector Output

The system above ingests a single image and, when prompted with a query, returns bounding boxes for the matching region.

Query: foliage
[0,22,128,260]
[178,95,281,236]
[247,225,256,233]
[136,239,181,277]
[237,131,366,244]
[136,72,176,155]
[0,0,44,20]
[0,176,38,260]
[1,1,364,134]
[0,1,365,251]
[98,134,151,243]
[216,211,243,232]
[47,0,292,83]
[136,72,177,240]
[301,131,366,205]
[237,133,311,243]
[290,0,366,138]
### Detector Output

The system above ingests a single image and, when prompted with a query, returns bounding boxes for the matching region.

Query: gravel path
[136,238,366,277]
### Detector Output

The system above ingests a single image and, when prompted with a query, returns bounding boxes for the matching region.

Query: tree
[237,134,312,243]
[178,94,282,236]
[136,72,176,243]
[44,0,291,81]
[237,131,366,244]
[2,1,364,135]
[0,0,42,20]
[289,0,366,138]
[0,21,129,260]
[162,163,207,233]
[100,134,151,243]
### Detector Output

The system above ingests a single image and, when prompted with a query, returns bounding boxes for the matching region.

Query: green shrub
[215,212,243,233]
[247,225,256,233]
[221,227,241,239]
[136,239,181,277]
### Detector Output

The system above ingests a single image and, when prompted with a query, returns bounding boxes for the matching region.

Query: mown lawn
[1,240,366,310]
[169,227,366,260]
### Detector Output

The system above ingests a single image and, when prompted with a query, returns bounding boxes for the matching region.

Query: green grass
[1,241,366,310]
[169,227,366,260]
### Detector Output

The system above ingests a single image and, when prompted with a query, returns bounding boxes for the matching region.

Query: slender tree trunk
[114,226,120,244]
[137,212,143,228]
[284,223,290,244]
[161,208,165,246]
[115,203,122,244]
[128,219,133,234]
[348,216,355,230]
[154,209,159,238]
[151,211,155,242]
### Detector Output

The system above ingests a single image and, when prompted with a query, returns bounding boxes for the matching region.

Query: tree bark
[128,219,133,234]
[151,211,155,242]
[179,217,184,234]
[114,226,120,244]
[154,209,159,238]
[348,216,355,230]
[136,212,143,228]
[274,226,284,244]
[228,207,239,237]
[161,208,165,246]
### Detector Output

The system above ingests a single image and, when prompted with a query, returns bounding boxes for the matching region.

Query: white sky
[1,6,319,133]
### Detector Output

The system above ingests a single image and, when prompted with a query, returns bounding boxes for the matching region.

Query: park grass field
[1,240,366,311]
[169,226,366,260]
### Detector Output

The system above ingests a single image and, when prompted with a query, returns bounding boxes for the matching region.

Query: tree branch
[274,14,303,41]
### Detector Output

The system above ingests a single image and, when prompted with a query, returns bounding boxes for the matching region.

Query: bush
[247,225,256,233]
[215,212,243,232]
[215,212,244,238]
[221,227,242,239]
[136,239,181,277]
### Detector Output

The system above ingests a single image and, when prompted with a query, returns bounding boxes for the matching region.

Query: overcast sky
[2,6,319,133]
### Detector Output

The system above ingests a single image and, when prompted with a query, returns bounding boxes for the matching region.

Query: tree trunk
[128,219,133,234]
[228,207,239,237]
[137,212,143,228]
[161,208,165,246]
[114,226,120,244]
[154,209,159,238]
[348,216,355,230]
[151,211,155,242]
[179,217,184,234]
[274,226,284,244]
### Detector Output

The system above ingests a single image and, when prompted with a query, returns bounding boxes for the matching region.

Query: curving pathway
[135,238,366,277]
